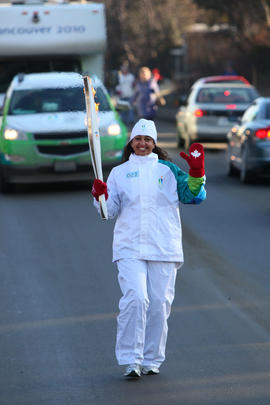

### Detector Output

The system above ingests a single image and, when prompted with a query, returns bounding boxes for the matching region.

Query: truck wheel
[0,174,12,193]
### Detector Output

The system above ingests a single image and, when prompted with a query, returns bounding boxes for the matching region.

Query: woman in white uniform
[92,118,206,378]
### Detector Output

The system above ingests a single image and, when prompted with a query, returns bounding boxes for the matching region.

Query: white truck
[0,0,107,107]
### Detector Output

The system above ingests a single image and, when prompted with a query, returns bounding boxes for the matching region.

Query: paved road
[0,120,270,405]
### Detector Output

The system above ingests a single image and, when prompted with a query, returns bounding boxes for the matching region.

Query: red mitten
[91,179,108,201]
[179,143,205,177]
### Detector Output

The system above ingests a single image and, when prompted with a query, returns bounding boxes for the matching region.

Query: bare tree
[100,0,197,72]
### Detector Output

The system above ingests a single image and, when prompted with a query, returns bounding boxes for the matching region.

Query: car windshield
[8,86,111,115]
[196,87,258,104]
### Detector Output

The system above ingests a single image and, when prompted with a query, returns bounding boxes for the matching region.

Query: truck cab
[0,0,107,106]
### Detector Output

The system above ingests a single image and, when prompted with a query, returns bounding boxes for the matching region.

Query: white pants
[115,259,179,367]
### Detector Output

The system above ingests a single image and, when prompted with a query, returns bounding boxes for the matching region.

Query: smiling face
[130,135,155,156]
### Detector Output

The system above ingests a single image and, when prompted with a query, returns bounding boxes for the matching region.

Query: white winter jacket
[94,152,206,265]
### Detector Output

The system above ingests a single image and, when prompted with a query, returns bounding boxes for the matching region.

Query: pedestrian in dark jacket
[133,66,160,120]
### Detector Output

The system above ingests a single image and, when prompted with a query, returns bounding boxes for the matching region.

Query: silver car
[176,83,259,149]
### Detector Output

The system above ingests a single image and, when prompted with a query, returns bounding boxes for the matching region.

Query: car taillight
[226,104,236,109]
[194,109,206,117]
[255,128,270,139]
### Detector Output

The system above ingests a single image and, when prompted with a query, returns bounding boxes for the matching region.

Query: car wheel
[177,133,185,148]
[226,150,238,177]
[184,133,191,151]
[227,160,238,177]
[176,126,185,148]
[240,147,253,183]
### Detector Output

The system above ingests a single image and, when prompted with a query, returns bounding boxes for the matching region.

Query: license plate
[218,117,229,126]
[54,161,77,172]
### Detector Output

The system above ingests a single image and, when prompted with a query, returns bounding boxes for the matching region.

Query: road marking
[202,142,227,150]
[158,141,177,148]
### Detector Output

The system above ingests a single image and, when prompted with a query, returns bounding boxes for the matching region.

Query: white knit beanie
[129,118,157,143]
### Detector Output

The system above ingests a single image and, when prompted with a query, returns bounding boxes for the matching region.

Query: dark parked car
[227,97,270,183]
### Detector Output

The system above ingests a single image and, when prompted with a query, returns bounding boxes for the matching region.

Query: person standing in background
[132,66,160,120]
[115,61,135,125]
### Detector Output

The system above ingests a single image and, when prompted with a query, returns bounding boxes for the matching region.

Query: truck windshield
[9,86,111,115]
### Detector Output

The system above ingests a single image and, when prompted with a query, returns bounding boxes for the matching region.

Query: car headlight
[4,128,27,140]
[107,123,121,136]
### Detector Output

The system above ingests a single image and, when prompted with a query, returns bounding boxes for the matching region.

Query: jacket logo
[126,170,139,178]
[158,176,164,188]
[191,149,201,158]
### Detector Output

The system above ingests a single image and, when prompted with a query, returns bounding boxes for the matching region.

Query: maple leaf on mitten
[179,143,205,178]
[91,179,108,201]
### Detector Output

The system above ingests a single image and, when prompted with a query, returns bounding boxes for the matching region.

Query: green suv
[0,72,128,191]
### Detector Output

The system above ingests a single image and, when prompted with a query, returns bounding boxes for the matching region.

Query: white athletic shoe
[141,366,160,375]
[124,364,141,378]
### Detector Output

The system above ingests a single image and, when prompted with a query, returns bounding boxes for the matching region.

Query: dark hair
[122,142,172,162]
